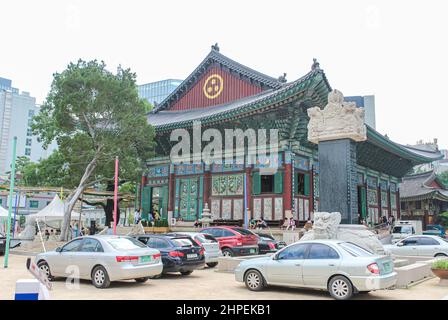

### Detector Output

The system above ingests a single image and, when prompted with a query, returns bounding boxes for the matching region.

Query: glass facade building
[138,79,182,105]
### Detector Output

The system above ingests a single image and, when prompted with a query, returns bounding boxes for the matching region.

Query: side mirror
[397,242,404,247]
[55,247,62,252]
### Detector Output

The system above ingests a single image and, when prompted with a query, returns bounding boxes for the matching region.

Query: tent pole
[36,218,46,253]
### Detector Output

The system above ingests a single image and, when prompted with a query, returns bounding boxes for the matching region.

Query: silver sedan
[235,239,397,300]
[171,232,222,267]
[384,235,448,257]
[35,235,163,288]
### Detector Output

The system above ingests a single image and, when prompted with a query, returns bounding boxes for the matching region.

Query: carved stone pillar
[307,89,367,224]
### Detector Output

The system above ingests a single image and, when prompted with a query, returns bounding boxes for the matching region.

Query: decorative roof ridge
[152,47,283,113]
[403,170,434,179]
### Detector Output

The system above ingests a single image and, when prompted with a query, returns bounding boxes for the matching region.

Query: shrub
[439,211,448,227]
[154,219,168,228]
[431,259,448,270]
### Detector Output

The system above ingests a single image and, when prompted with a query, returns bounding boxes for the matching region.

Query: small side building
[400,170,448,228]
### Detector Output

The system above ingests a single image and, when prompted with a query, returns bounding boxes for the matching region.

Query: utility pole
[113,156,119,235]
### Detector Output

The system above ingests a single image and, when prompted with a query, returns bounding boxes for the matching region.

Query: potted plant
[431,259,448,280]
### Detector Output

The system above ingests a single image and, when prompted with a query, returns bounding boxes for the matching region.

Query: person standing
[289,218,296,231]
[134,208,141,225]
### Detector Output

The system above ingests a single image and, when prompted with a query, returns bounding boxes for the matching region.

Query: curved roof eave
[366,126,443,164]
[148,69,331,132]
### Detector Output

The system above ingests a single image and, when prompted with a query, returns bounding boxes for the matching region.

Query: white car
[235,239,397,300]
[35,235,163,288]
[384,235,448,257]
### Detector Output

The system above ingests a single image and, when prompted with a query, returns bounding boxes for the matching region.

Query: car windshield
[338,242,373,257]
[195,234,217,243]
[232,228,253,236]
[106,237,147,250]
[172,238,195,247]
[393,226,413,234]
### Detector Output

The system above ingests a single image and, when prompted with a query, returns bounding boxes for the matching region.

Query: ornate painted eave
[152,47,284,113]
[148,69,331,132]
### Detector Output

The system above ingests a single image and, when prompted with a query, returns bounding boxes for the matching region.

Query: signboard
[26,257,52,290]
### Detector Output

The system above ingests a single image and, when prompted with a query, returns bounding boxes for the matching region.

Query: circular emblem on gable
[203,74,224,99]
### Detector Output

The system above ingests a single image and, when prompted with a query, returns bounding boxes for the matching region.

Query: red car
[200,226,259,257]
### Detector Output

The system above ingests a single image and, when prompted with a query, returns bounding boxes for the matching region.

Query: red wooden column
[397,189,401,219]
[203,167,212,210]
[245,166,252,218]
[167,165,175,214]
[283,162,293,219]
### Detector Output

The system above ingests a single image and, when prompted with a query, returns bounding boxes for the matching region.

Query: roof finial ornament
[311,58,320,71]
[211,43,220,52]
[278,73,287,83]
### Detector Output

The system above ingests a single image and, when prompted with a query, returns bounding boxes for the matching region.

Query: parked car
[234,239,397,300]
[0,233,5,256]
[35,235,163,289]
[423,225,446,238]
[200,226,259,257]
[384,235,448,257]
[168,232,221,268]
[134,234,205,277]
[252,231,286,254]
[391,220,423,243]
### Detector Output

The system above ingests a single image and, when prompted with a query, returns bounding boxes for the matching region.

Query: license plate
[250,249,256,253]
[187,253,198,259]
[139,256,152,263]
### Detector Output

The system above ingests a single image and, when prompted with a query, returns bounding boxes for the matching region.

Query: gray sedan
[384,235,448,257]
[35,235,163,288]
[235,239,397,300]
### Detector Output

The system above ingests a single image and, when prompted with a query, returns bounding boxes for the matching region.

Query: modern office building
[138,79,182,106]
[0,77,57,175]
[345,95,376,129]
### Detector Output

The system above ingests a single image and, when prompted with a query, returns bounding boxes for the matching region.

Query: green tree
[33,59,155,240]
[437,171,448,188]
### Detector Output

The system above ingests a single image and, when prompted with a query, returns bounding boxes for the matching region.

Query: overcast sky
[1,0,447,149]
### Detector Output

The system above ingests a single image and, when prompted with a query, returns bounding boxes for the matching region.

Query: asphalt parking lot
[1,254,447,300]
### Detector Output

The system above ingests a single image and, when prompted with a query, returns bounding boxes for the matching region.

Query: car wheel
[180,270,193,276]
[149,273,162,279]
[222,249,233,257]
[134,277,149,283]
[244,269,265,291]
[91,266,111,289]
[206,262,218,268]
[435,253,447,257]
[37,261,54,281]
[328,276,354,300]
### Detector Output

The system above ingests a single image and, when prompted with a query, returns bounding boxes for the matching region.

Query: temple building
[400,170,448,228]
[141,45,442,226]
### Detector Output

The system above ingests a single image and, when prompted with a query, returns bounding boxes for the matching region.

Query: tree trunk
[60,155,99,241]
[105,182,120,228]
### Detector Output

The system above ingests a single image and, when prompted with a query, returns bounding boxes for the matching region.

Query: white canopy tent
[30,194,86,222]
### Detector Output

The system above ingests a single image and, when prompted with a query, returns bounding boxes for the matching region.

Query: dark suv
[134,234,205,277]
